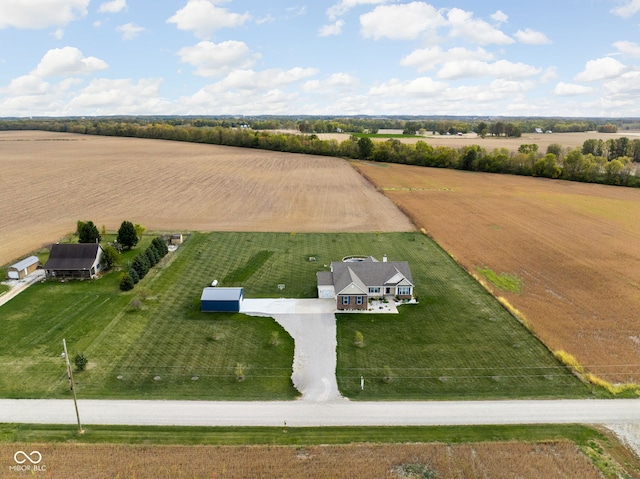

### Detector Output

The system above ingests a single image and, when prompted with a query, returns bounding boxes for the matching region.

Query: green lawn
[335,234,588,399]
[0,423,605,447]
[0,232,589,400]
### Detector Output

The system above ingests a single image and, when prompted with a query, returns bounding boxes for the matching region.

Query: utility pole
[62,339,84,434]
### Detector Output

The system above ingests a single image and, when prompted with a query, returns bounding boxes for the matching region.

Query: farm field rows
[317,130,639,153]
[353,161,640,383]
[0,441,605,479]
[0,131,412,267]
[0,232,587,400]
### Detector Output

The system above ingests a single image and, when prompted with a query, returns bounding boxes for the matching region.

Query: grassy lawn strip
[476,266,522,294]
[223,250,274,285]
[0,423,604,446]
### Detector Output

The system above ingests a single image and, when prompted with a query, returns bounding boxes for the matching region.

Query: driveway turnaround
[2,399,640,427]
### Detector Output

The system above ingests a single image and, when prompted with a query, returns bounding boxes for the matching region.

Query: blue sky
[1,0,640,117]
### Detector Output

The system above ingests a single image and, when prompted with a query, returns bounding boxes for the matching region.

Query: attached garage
[7,256,39,280]
[201,287,244,313]
[316,271,335,299]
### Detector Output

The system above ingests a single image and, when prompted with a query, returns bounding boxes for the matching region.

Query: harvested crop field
[353,161,640,383]
[1,442,603,478]
[319,130,639,154]
[0,131,412,266]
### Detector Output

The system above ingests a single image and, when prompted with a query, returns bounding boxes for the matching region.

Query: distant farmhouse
[44,243,104,280]
[7,256,39,280]
[317,256,414,310]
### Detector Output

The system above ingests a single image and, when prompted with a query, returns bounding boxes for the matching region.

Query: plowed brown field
[0,131,412,266]
[1,442,602,479]
[353,161,640,383]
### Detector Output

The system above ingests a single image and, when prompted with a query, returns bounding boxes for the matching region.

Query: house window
[397,286,411,296]
[356,296,364,305]
[368,287,380,294]
[341,296,350,305]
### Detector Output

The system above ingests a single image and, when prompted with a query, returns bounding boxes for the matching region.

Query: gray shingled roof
[316,271,334,286]
[44,243,102,271]
[330,260,413,294]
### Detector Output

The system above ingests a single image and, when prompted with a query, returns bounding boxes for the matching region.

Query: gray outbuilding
[7,256,40,280]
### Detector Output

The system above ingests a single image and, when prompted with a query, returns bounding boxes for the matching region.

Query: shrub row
[119,237,169,291]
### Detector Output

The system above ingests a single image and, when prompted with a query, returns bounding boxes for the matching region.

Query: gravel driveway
[241,299,345,401]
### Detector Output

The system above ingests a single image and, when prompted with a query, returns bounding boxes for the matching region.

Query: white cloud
[319,20,345,37]
[98,0,127,13]
[401,46,494,72]
[437,59,541,80]
[177,40,259,77]
[369,76,447,96]
[360,2,446,40]
[6,75,50,95]
[303,73,359,92]
[0,0,89,29]
[554,82,596,96]
[613,40,640,57]
[33,47,108,77]
[209,67,319,92]
[327,0,391,20]
[611,0,640,17]
[116,22,145,40]
[540,66,558,83]
[574,57,627,81]
[447,8,513,45]
[68,78,168,114]
[52,28,65,40]
[184,87,295,115]
[603,71,640,96]
[285,6,307,18]
[490,10,508,24]
[256,14,275,25]
[167,0,250,39]
[514,28,551,45]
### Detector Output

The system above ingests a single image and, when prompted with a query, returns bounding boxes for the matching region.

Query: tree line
[2,118,638,187]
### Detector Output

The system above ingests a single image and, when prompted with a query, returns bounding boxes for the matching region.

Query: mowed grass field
[0,232,587,400]
[353,161,640,383]
[0,130,412,267]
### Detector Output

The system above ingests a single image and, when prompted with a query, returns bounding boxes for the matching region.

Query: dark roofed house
[317,256,414,310]
[44,243,105,280]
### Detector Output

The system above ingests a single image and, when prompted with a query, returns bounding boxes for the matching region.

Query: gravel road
[2,399,640,427]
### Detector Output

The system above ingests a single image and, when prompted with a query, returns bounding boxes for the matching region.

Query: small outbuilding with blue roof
[200,287,244,312]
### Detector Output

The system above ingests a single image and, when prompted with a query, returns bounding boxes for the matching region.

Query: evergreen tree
[119,273,134,291]
[117,220,138,250]
[131,254,149,279]
[129,268,140,284]
[78,220,101,243]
